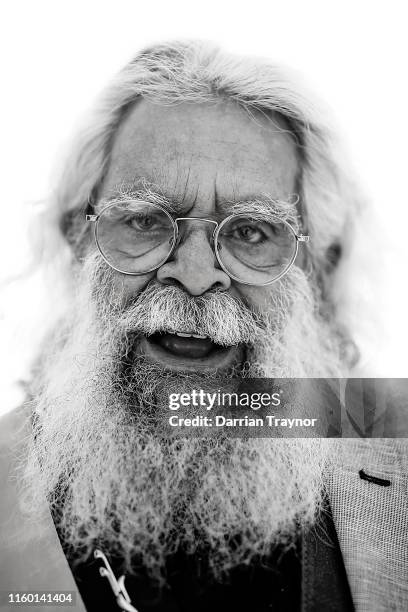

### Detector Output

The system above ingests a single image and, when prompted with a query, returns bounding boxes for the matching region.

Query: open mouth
[139,331,244,372]
[150,332,224,359]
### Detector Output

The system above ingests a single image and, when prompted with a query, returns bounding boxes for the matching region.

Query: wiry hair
[37,40,367,332]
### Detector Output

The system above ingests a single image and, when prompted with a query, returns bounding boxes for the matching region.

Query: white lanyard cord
[94,549,139,612]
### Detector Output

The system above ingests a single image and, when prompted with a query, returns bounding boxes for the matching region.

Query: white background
[1,1,407,415]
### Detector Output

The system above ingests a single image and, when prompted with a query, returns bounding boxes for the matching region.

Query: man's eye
[232,223,266,244]
[126,214,158,231]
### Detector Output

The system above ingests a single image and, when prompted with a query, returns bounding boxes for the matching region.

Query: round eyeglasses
[86,200,310,286]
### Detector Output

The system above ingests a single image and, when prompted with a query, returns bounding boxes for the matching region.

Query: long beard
[22,254,346,582]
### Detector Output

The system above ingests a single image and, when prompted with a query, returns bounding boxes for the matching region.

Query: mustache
[115,281,267,346]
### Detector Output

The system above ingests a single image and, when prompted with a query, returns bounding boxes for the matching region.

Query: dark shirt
[69,541,301,612]
[53,502,354,612]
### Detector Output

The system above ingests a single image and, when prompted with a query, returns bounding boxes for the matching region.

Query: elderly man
[1,41,407,612]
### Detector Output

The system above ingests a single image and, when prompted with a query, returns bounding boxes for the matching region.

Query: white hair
[34,39,371,364]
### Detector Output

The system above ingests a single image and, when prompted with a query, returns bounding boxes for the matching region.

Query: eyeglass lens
[95,202,297,282]
[217,214,296,284]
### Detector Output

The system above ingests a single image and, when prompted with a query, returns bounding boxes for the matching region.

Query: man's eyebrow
[218,196,300,224]
[100,183,186,213]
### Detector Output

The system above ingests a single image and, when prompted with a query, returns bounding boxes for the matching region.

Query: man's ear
[59,207,92,260]
[315,241,343,313]
[324,241,342,274]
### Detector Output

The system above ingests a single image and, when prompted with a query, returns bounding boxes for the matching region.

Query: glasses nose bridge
[173,216,219,247]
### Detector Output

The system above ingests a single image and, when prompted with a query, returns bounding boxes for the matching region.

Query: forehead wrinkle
[176,161,197,210]
[214,172,220,208]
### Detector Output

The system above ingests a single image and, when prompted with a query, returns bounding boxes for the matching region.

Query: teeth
[174,332,208,339]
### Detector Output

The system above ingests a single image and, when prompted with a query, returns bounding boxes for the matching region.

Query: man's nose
[156,224,231,296]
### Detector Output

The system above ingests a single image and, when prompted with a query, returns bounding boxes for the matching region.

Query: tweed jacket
[0,404,407,612]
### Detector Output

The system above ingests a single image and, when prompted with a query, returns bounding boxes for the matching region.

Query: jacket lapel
[327,439,408,612]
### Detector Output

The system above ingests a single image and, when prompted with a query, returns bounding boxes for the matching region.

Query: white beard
[22,254,347,583]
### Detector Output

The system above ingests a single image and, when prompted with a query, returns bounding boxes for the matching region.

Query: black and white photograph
[1,2,407,611]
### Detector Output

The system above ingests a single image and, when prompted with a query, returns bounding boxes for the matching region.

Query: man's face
[97,99,299,373]
[26,98,342,583]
